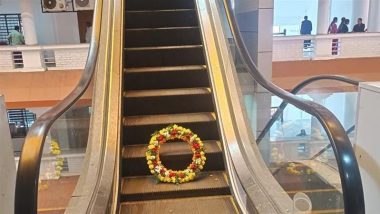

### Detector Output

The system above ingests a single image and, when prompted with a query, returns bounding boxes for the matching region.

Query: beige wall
[273,57,380,91]
[0,69,93,108]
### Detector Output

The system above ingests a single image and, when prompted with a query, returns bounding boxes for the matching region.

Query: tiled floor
[38,176,79,214]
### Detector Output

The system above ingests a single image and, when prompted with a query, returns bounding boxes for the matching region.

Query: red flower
[194,153,201,158]
[169,172,176,178]
[157,135,164,141]
[170,129,177,136]
[160,169,165,175]
[190,164,197,170]
[193,143,200,150]
[179,173,185,178]
[152,147,158,153]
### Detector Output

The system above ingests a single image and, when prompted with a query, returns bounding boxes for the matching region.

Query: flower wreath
[286,162,314,176]
[146,124,206,184]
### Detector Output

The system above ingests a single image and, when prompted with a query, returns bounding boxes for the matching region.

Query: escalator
[255,76,359,214]
[14,0,365,213]
[120,0,237,211]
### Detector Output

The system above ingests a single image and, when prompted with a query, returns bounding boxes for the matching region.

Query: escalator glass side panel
[35,84,93,213]
[214,0,346,213]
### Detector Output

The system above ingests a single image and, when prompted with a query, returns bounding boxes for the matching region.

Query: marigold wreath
[286,162,314,176]
[146,124,206,184]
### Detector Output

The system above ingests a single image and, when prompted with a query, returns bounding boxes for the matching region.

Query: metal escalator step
[120,195,239,214]
[124,65,207,73]
[122,141,224,176]
[123,112,216,126]
[126,0,195,11]
[124,87,211,98]
[125,44,203,51]
[125,10,197,29]
[121,171,230,201]
[123,88,214,116]
[124,65,209,90]
[125,26,201,47]
[124,45,205,68]
[122,113,218,145]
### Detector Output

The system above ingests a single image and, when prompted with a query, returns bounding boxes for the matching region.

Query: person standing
[340,19,350,33]
[7,26,25,46]
[338,17,346,33]
[328,17,338,34]
[328,17,339,55]
[353,18,366,32]
[300,16,312,35]
[300,16,312,48]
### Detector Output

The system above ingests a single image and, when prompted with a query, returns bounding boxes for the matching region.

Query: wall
[273,57,380,91]
[0,69,93,108]
[0,95,15,214]
[0,0,80,44]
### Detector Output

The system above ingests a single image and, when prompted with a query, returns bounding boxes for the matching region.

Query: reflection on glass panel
[216,0,344,212]
[37,97,92,213]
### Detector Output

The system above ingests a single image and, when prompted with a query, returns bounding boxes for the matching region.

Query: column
[0,96,16,214]
[317,0,331,35]
[368,0,380,32]
[352,0,370,26]
[20,0,38,45]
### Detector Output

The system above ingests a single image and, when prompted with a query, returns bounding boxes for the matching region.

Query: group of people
[328,17,366,34]
[299,16,366,36]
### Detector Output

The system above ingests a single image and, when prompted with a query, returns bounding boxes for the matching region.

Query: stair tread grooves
[123,140,222,159]
[126,26,199,31]
[121,171,228,195]
[120,195,238,214]
[124,88,211,98]
[125,65,207,73]
[126,9,195,13]
[125,45,203,51]
[124,112,216,126]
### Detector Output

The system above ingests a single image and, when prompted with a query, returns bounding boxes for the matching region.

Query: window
[0,14,22,44]
[7,109,36,138]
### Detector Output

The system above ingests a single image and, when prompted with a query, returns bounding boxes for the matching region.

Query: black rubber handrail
[257,75,359,144]
[222,0,364,213]
[310,124,356,160]
[14,0,103,213]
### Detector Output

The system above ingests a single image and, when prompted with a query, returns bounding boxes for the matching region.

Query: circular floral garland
[286,162,314,176]
[146,124,206,184]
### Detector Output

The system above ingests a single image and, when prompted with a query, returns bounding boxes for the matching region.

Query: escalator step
[124,45,205,68]
[123,88,214,116]
[122,112,219,145]
[122,140,225,176]
[120,196,239,214]
[125,10,198,29]
[125,27,201,47]
[124,65,209,90]
[126,0,195,11]
[121,171,230,201]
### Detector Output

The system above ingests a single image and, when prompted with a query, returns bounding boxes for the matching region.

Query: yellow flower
[147,160,152,165]
[150,170,155,174]
[201,157,206,161]
[149,165,154,169]
[148,145,155,150]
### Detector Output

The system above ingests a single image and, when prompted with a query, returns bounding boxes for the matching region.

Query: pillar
[368,0,380,32]
[317,0,331,35]
[20,0,38,45]
[0,95,16,214]
[352,0,370,27]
